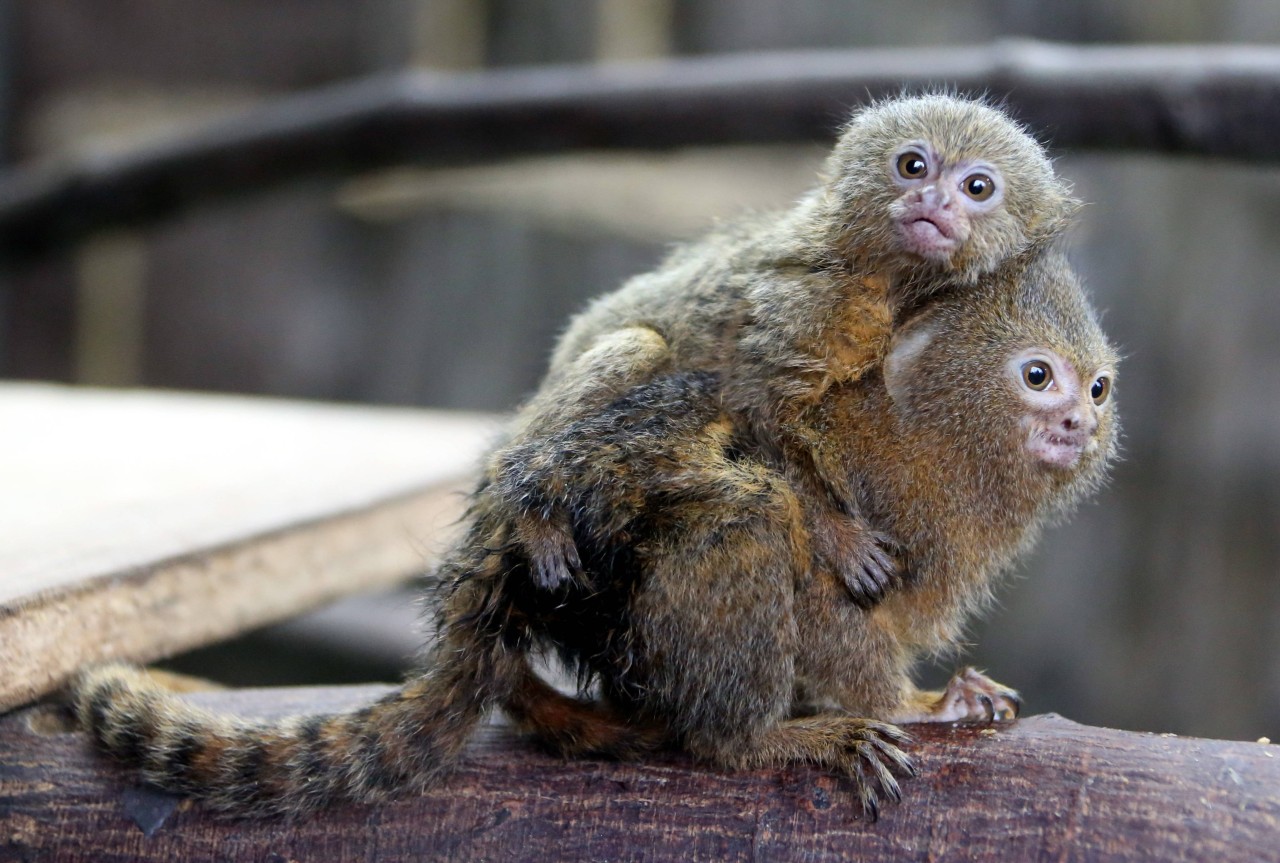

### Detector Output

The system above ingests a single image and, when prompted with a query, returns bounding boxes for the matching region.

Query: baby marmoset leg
[492,326,672,590]
[505,326,672,441]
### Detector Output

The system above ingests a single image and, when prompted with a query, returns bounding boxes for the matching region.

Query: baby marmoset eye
[896,150,929,179]
[962,173,996,201]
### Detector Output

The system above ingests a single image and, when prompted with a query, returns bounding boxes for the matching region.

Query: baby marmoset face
[816,94,1080,292]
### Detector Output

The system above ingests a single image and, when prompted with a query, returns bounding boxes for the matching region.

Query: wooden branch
[5,41,1280,260]
[3,686,1278,862]
[0,383,494,712]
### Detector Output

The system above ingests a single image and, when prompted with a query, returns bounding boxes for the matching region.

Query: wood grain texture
[2,686,1277,863]
[0,384,495,711]
[6,41,1280,260]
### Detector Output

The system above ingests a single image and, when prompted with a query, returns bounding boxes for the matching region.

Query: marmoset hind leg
[502,666,669,760]
[505,326,672,442]
[615,458,914,817]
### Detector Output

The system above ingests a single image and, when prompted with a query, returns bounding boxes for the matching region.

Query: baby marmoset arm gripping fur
[71,249,1118,819]
[494,93,1079,603]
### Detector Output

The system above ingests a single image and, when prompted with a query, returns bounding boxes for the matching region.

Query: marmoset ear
[883,312,939,408]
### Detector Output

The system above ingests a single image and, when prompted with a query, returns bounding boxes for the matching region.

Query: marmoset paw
[516,514,583,590]
[828,719,916,821]
[932,667,1022,724]
[833,529,905,607]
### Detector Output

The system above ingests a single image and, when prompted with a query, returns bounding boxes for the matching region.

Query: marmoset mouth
[910,217,951,238]
[898,217,958,258]
[1026,427,1088,468]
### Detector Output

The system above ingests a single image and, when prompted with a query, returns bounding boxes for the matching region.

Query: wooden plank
[7,41,1280,260]
[3,689,1278,862]
[0,383,495,711]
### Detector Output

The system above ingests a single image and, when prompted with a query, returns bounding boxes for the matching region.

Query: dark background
[2,1,1278,741]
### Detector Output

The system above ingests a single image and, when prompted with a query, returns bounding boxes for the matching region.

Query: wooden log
[6,41,1280,261]
[2,686,1277,862]
[0,383,495,712]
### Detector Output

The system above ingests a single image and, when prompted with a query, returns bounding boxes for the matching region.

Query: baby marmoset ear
[882,311,939,411]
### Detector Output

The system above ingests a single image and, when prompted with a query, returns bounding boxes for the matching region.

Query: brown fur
[68,96,1107,818]
[495,249,1115,802]
[69,249,1116,818]
[498,93,1079,602]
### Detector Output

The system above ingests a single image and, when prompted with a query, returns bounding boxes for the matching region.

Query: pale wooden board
[0,383,499,710]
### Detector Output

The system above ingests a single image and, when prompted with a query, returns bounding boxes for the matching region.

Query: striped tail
[70,582,520,817]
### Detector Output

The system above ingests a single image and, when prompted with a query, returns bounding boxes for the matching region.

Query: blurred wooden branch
[4,694,1278,862]
[4,40,1280,261]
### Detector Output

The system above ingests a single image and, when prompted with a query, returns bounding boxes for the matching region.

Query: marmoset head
[820,94,1079,292]
[883,250,1118,509]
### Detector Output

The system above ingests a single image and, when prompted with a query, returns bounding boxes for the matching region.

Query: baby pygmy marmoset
[496,93,1080,603]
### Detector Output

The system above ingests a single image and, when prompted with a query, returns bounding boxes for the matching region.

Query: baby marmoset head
[815,93,1080,294]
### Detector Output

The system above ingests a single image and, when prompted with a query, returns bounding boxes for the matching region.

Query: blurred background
[2,1,1278,741]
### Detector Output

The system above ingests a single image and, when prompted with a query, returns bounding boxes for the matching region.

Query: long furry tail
[69,579,520,817]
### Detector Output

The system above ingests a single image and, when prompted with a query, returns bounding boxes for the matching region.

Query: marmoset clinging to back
[496,93,1080,602]
[71,248,1117,818]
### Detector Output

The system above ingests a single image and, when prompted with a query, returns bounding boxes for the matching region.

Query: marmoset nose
[919,185,952,209]
[1059,409,1095,435]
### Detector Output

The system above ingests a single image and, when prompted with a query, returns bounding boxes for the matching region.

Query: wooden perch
[6,40,1280,260]
[0,383,494,712]
[3,686,1278,862]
